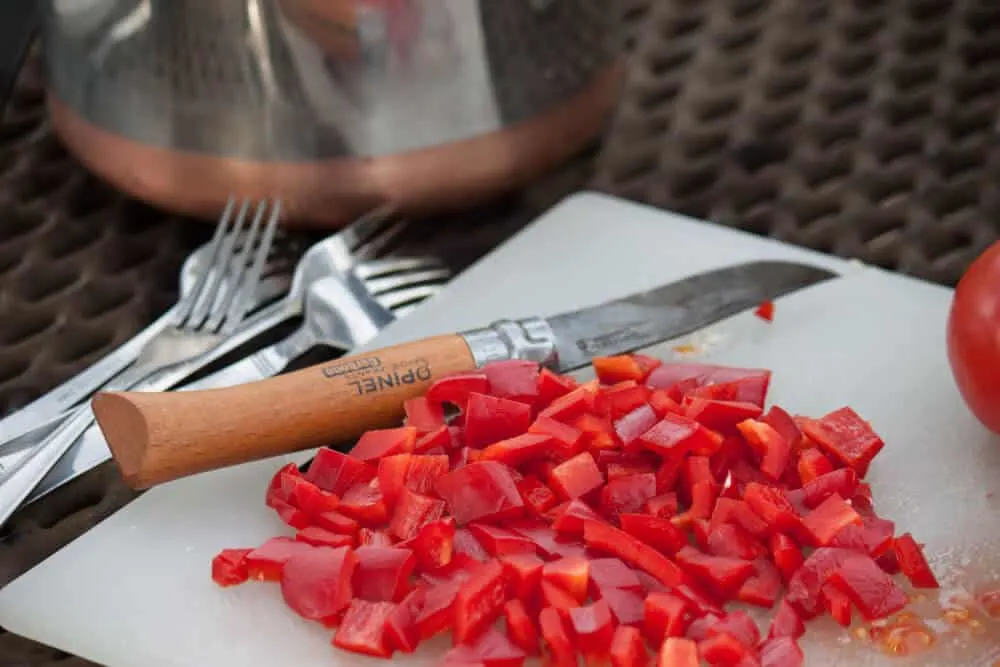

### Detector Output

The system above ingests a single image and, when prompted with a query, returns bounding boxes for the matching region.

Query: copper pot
[40,0,623,228]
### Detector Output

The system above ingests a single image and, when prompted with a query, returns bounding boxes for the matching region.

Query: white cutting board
[2,192,1000,667]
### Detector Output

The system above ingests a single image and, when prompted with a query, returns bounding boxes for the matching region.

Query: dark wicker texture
[4,0,1000,664]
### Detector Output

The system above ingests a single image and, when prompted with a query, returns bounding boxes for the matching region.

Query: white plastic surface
[1,192,999,666]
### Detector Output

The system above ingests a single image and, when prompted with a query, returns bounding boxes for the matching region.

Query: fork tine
[353,256,447,281]
[336,203,400,255]
[352,219,411,261]
[220,199,282,334]
[174,196,237,323]
[363,268,452,296]
[205,200,268,332]
[184,199,249,328]
[376,284,446,311]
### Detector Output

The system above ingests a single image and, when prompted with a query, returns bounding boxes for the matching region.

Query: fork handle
[92,334,479,489]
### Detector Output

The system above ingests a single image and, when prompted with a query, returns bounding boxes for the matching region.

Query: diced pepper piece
[454,559,510,644]
[796,449,834,485]
[649,390,682,418]
[768,600,805,639]
[333,599,396,658]
[802,406,885,476]
[743,482,801,535]
[484,360,540,405]
[770,533,803,583]
[892,533,940,588]
[426,372,490,408]
[529,417,583,459]
[707,611,760,648]
[211,548,253,587]
[575,413,619,452]
[507,521,588,561]
[435,461,525,525]
[296,526,354,548]
[594,355,649,384]
[517,475,559,515]
[644,493,679,519]
[785,547,856,618]
[589,557,643,596]
[656,637,699,667]
[266,463,300,508]
[500,553,545,601]
[271,498,311,530]
[619,513,688,556]
[675,546,755,598]
[755,300,775,321]
[446,626,528,667]
[549,452,604,500]
[543,556,591,603]
[643,591,689,644]
[683,398,763,431]
[737,558,782,608]
[830,516,895,558]
[583,520,688,587]
[404,454,450,495]
[821,583,852,627]
[353,546,416,603]
[246,537,315,582]
[615,404,659,447]
[416,579,462,639]
[655,458,682,494]
[599,473,657,521]
[602,587,646,626]
[801,493,861,546]
[596,384,652,421]
[698,632,754,666]
[480,433,553,467]
[639,413,721,459]
[608,461,656,481]
[455,528,492,562]
[415,425,453,453]
[540,382,598,422]
[647,364,771,408]
[340,480,389,526]
[349,427,417,463]
[538,368,577,406]
[570,600,615,654]
[405,397,446,433]
[285,476,340,517]
[709,498,770,539]
[389,487,446,541]
[550,500,605,537]
[464,393,534,449]
[609,625,649,667]
[469,523,537,557]
[541,580,582,613]
[539,607,576,667]
[801,468,858,509]
[385,587,426,653]
[280,545,357,622]
[707,523,766,561]
[762,405,801,447]
[358,529,392,547]
[504,599,540,655]
[314,510,359,536]
[759,637,803,667]
[377,454,411,509]
[399,517,454,571]
[736,420,789,476]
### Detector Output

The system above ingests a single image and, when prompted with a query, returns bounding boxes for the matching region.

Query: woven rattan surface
[3,0,1000,663]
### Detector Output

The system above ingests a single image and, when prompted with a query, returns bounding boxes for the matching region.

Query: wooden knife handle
[92,334,477,489]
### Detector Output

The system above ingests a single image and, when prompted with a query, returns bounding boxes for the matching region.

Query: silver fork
[0,230,295,449]
[0,197,282,526]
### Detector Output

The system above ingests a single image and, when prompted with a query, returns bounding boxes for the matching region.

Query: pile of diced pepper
[211,354,940,667]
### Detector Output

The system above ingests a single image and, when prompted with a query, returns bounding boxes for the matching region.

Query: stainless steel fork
[0,197,282,525]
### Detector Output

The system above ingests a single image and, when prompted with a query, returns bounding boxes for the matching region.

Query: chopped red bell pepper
[820,582,852,627]
[737,558,782,607]
[464,392,534,449]
[358,528,393,547]
[571,599,616,655]
[388,487,446,541]
[339,480,389,526]
[607,461,657,481]
[583,520,688,587]
[538,368,577,405]
[828,553,909,620]
[333,599,396,658]
[528,417,583,459]
[416,577,462,639]
[801,406,884,476]
[245,537,315,582]
[758,637,804,667]
[446,627,528,667]
[484,360,540,405]
[296,526,354,548]
[306,448,376,496]
[599,473,657,521]
[426,372,490,409]
[479,433,553,467]
[698,632,754,666]
[397,517,454,571]
[649,390,682,418]
[280,545,357,622]
[284,476,340,517]
[266,463,300,508]
[435,461,525,525]
[683,397,763,431]
[639,413,721,459]
[609,625,649,667]
[453,559,510,644]
[647,364,771,408]
[675,546,756,599]
[892,533,939,588]
[614,404,660,447]
[769,533,803,583]
[415,425,453,453]
[754,300,775,321]
[643,591,689,644]
[507,521,588,561]
[548,452,604,500]
[795,449,833,485]
[271,498,311,529]
[405,397,446,433]
[504,599,539,655]
[377,454,410,509]
[829,515,894,558]
[768,599,805,639]
[707,523,767,561]
[594,355,651,384]
[454,528,491,562]
[541,580,581,613]
[385,587,426,653]
[743,482,800,535]
[656,637,699,667]
[588,557,643,596]
[543,556,591,603]
[596,383,652,421]
[540,382,598,422]
[211,548,253,587]
[736,419,791,481]
[709,498,770,539]
[313,510,359,536]
[538,606,576,667]
[349,426,417,463]
[643,493,679,519]
[404,454,450,496]
[785,547,856,618]
[801,493,861,546]
[500,552,544,600]
[517,475,559,515]
[602,587,646,626]
[352,546,416,602]
[801,468,858,509]
[575,413,619,452]
[468,523,537,557]
[619,513,688,556]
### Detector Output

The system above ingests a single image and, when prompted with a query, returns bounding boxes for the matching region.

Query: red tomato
[947,241,1000,434]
